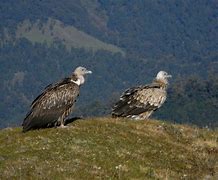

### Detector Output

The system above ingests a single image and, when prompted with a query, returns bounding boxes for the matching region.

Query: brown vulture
[22,66,92,132]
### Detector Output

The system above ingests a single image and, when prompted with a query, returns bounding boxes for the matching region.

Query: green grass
[16,19,125,56]
[0,117,217,179]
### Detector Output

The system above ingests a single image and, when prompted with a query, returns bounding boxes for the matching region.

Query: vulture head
[74,66,92,76]
[156,71,172,85]
[73,66,92,85]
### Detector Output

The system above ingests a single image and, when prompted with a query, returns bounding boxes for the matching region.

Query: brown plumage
[22,66,92,132]
[112,71,172,120]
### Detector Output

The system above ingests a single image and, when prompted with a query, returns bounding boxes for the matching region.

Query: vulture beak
[167,74,172,78]
[85,70,92,74]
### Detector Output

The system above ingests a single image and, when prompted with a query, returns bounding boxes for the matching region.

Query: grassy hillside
[0,117,217,179]
[16,19,125,56]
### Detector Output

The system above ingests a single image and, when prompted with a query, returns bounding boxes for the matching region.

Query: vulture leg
[60,120,66,128]
[58,107,72,128]
[57,116,67,128]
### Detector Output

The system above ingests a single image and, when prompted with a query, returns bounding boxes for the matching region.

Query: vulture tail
[22,111,59,132]
[112,96,132,117]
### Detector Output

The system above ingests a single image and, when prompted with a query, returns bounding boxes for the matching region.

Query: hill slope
[16,19,125,55]
[0,118,217,179]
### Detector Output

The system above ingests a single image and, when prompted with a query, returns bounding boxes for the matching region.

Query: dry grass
[0,117,217,179]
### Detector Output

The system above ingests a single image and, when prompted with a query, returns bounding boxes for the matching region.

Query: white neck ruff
[71,75,85,86]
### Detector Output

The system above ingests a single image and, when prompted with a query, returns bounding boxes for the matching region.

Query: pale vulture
[112,71,171,120]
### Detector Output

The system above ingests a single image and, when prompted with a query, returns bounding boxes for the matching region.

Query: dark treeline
[156,76,218,128]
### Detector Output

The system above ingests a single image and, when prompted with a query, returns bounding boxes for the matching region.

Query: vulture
[112,71,172,120]
[22,66,92,132]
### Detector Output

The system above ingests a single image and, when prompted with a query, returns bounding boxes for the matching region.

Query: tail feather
[22,112,59,132]
[112,91,152,118]
[112,96,134,117]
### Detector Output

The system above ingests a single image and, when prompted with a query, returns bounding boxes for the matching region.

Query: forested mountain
[0,0,217,128]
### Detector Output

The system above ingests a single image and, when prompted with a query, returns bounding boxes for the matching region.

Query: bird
[22,66,92,132]
[112,71,172,120]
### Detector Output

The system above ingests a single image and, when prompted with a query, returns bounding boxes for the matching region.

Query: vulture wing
[22,78,79,132]
[112,83,166,118]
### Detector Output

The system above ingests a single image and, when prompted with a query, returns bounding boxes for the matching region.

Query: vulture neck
[153,79,168,89]
[77,75,85,85]
[71,74,85,86]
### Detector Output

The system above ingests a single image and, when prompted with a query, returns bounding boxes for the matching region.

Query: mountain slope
[16,19,125,55]
[0,118,217,179]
